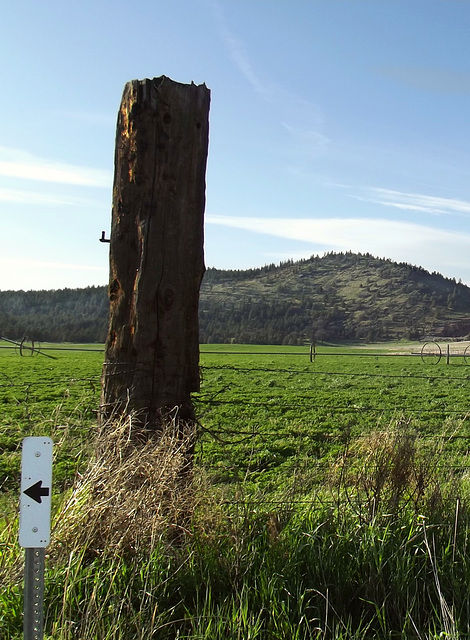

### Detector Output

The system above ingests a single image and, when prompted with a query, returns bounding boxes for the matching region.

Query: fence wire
[3,342,470,509]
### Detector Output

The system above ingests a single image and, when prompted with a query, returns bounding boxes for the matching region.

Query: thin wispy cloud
[226,34,267,99]
[206,214,470,281]
[0,187,92,206]
[207,215,453,248]
[211,0,327,147]
[351,187,470,216]
[0,147,112,187]
[0,257,106,272]
[210,0,269,100]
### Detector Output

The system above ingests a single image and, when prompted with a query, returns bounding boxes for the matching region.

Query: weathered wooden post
[100,77,210,432]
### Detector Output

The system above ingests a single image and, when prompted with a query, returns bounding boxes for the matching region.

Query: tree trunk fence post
[99,77,210,436]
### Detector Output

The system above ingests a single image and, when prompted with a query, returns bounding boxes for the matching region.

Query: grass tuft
[51,411,197,558]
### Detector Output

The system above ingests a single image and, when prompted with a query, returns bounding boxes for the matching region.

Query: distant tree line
[1,252,470,344]
[0,286,108,343]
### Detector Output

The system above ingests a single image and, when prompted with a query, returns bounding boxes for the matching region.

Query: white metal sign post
[19,437,53,640]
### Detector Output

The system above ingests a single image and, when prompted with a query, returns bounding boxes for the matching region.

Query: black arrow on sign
[23,480,50,504]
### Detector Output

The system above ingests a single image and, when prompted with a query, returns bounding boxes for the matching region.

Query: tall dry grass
[51,410,198,558]
[3,415,470,638]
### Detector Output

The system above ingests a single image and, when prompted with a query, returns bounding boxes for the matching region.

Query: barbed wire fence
[2,337,470,509]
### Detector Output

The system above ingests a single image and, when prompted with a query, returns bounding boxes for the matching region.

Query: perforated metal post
[24,548,45,640]
[19,437,53,640]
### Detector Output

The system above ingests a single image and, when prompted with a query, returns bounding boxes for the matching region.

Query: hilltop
[1,252,470,344]
[200,252,470,344]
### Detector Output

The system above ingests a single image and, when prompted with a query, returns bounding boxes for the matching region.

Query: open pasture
[3,341,470,639]
[1,340,470,503]
[0,344,103,494]
[195,343,470,501]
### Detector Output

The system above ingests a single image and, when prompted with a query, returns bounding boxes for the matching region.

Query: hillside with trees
[0,286,109,344]
[1,252,470,344]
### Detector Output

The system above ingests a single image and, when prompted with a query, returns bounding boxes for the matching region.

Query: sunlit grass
[2,343,470,637]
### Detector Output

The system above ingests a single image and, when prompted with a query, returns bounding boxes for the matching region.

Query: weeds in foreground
[328,417,470,523]
[51,411,199,557]
[2,417,470,639]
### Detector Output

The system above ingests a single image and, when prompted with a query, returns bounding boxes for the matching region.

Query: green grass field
[2,341,470,638]
[197,343,470,497]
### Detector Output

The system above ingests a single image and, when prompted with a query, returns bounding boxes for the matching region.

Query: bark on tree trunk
[100,76,210,430]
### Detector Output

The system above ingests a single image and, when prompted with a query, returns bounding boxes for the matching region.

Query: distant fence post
[100,77,210,431]
[310,342,316,363]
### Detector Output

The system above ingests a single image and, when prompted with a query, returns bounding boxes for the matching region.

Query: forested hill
[0,286,109,344]
[1,252,470,344]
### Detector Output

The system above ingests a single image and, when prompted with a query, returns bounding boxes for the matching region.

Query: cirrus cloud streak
[206,214,470,282]
[0,146,112,187]
[358,188,470,216]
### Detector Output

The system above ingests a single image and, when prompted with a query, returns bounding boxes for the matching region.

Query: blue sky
[1,0,470,290]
